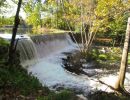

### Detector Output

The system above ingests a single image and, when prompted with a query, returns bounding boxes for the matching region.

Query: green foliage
[0,38,9,46]
[98,48,121,62]
[17,0,130,39]
[85,49,99,62]
[0,45,77,99]
[88,91,130,100]
[37,90,76,100]
[0,0,6,7]
[1,0,130,38]
[54,90,75,100]
[0,62,76,98]
[24,0,43,27]
[0,45,50,97]
[0,62,49,96]
[0,16,14,27]
[98,54,107,61]
[85,47,121,64]
[94,0,130,38]
[0,0,7,15]
[42,17,52,28]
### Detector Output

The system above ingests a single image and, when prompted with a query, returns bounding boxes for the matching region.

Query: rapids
[1,33,130,96]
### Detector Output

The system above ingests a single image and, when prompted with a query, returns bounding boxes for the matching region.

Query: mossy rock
[99,54,107,61]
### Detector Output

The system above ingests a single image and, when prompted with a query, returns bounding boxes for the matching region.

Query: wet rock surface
[28,40,130,99]
[61,50,120,78]
[62,51,96,77]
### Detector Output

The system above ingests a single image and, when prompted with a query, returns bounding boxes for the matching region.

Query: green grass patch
[0,62,77,99]
[88,91,130,100]
[37,90,76,100]
[0,38,9,46]
[0,44,77,99]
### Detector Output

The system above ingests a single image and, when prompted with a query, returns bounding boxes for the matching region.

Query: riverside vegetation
[1,0,130,99]
[1,38,130,100]
[0,38,77,100]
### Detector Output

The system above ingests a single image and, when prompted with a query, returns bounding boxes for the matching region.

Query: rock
[83,69,97,76]
[77,94,88,100]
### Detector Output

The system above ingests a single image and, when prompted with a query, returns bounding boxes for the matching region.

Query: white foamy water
[2,33,129,95]
[28,46,92,95]
[28,44,130,95]
[0,33,30,40]
[26,33,130,95]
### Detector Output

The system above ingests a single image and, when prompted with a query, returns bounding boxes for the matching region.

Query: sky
[1,0,26,19]
[1,0,47,19]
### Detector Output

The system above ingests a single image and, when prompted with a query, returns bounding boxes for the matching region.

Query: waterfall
[31,33,74,58]
[16,38,38,67]
[16,33,74,66]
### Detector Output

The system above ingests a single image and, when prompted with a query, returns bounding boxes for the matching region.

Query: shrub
[98,54,107,61]
[0,38,9,46]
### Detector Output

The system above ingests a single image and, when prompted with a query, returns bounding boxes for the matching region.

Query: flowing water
[15,33,130,95]
[1,32,130,96]
[16,39,38,66]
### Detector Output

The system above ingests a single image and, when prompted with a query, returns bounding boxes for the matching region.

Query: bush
[0,63,50,96]
[0,46,77,99]
[37,90,76,100]
[54,90,76,100]
[86,49,99,62]
[98,54,107,61]
[88,91,130,100]
[0,38,9,46]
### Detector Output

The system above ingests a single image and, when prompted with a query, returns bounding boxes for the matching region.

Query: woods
[0,0,130,99]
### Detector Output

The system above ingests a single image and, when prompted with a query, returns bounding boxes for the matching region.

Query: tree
[43,0,65,29]
[8,0,22,63]
[0,0,8,16]
[114,17,130,91]
[0,16,14,27]
[95,0,130,34]
[60,0,97,53]
[24,0,43,28]
[0,0,6,7]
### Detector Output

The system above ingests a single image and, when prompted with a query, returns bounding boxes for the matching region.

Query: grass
[37,90,76,100]
[0,54,50,99]
[0,38,77,100]
[0,60,77,99]
[0,38,9,46]
[88,91,130,100]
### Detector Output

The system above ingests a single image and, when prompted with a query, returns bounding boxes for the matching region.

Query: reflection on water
[0,28,32,35]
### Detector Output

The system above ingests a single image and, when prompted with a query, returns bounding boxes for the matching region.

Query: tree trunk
[8,0,22,63]
[114,17,130,91]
